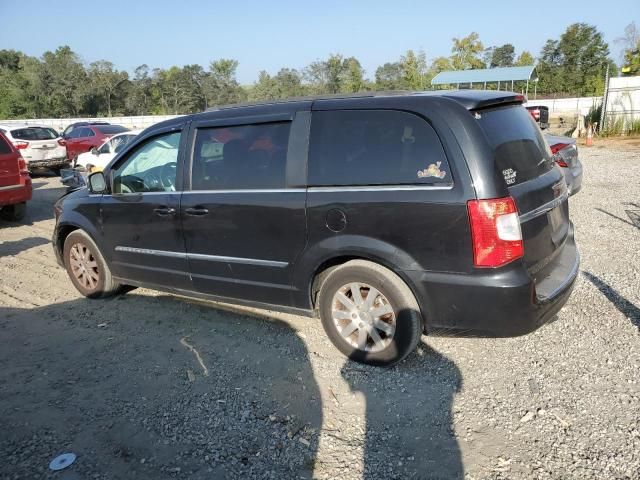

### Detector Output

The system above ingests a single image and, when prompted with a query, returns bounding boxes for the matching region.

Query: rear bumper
[404,226,579,337]
[0,174,32,207]
[27,157,70,170]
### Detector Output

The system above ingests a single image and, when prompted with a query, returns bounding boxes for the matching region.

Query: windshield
[11,127,57,141]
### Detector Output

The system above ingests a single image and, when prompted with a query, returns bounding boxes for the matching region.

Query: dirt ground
[1,145,639,479]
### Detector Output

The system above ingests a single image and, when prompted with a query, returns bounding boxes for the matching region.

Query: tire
[63,230,123,299]
[0,202,27,221]
[317,260,422,367]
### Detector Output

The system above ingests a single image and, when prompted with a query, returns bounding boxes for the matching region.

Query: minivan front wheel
[63,230,123,299]
[317,260,422,367]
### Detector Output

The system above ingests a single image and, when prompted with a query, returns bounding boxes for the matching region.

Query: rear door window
[191,122,290,190]
[477,105,553,186]
[308,110,451,187]
[94,125,129,135]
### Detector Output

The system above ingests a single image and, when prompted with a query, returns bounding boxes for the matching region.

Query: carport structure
[431,65,538,97]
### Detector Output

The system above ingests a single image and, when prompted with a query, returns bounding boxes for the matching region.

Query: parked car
[63,124,129,162]
[0,124,69,173]
[526,105,549,129]
[75,130,142,172]
[545,134,583,196]
[53,91,579,366]
[0,131,32,221]
[62,121,110,139]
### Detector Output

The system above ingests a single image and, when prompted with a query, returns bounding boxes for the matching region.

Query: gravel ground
[0,143,639,480]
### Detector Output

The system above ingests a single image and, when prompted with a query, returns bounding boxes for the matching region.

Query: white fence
[0,115,183,133]
[604,76,640,128]
[524,96,602,116]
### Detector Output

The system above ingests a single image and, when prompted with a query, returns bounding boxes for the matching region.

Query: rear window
[94,125,129,135]
[308,110,451,187]
[10,127,57,141]
[477,105,553,186]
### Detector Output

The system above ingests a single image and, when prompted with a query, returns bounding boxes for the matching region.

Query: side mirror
[88,172,107,194]
[91,147,99,155]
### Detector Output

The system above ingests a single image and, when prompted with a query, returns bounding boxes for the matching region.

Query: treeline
[0,22,627,120]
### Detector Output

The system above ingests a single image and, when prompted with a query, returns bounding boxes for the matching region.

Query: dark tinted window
[0,135,12,154]
[94,125,129,135]
[10,127,57,141]
[191,122,290,190]
[308,110,451,186]
[477,105,553,186]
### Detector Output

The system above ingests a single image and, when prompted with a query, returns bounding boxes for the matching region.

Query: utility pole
[599,63,610,132]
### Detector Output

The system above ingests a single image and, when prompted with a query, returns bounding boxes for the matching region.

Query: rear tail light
[15,141,29,149]
[467,197,523,268]
[58,138,67,147]
[550,143,570,167]
[18,156,29,175]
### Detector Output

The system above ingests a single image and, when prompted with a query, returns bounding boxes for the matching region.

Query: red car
[0,131,32,221]
[63,124,129,161]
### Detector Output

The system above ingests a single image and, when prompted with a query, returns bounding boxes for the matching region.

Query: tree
[342,57,366,93]
[400,50,427,90]
[515,51,534,66]
[374,62,404,90]
[617,22,640,75]
[204,59,244,107]
[450,32,485,70]
[87,61,129,116]
[490,44,515,67]
[39,46,88,117]
[537,24,615,96]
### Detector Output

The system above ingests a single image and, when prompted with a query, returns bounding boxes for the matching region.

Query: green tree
[39,46,88,117]
[617,22,640,75]
[400,50,427,89]
[87,60,129,116]
[342,57,366,93]
[204,59,244,107]
[538,23,614,96]
[374,62,404,90]
[490,44,515,67]
[515,51,535,66]
[450,32,485,70]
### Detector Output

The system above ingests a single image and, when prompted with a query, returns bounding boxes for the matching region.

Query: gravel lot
[1,142,639,479]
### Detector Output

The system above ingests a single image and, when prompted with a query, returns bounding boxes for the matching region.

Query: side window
[66,128,80,139]
[308,110,451,186]
[0,135,12,154]
[113,135,134,154]
[112,131,181,194]
[98,140,112,154]
[191,122,290,190]
[84,128,95,137]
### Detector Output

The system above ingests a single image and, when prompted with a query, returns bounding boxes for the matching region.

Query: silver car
[546,134,583,196]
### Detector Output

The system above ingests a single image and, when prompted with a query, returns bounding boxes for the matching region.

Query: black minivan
[53,91,579,366]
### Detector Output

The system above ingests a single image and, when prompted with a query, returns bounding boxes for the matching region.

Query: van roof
[205,90,526,113]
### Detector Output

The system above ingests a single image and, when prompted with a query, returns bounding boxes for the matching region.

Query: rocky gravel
[0,143,639,479]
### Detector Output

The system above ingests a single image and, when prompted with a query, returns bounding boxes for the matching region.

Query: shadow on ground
[582,271,640,331]
[0,236,50,256]
[0,293,463,479]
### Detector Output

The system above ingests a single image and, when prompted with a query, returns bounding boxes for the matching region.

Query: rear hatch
[0,134,21,188]
[477,105,571,287]
[11,127,65,162]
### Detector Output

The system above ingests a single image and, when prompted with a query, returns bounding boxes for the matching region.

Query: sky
[0,0,637,84]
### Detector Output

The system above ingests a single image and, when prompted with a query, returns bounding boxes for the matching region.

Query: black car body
[545,134,583,196]
[53,91,579,366]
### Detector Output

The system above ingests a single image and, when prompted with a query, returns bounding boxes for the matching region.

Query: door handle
[184,207,209,216]
[154,206,176,216]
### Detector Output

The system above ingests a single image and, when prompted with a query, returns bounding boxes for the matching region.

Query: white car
[75,130,141,171]
[0,124,69,173]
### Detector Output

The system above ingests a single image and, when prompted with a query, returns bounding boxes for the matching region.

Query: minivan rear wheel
[317,260,422,367]
[0,202,26,222]
[63,230,123,299]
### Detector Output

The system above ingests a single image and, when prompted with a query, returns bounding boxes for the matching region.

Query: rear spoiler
[438,91,527,111]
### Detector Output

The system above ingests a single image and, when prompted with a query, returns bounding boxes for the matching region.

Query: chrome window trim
[115,246,288,268]
[307,184,453,192]
[185,188,306,194]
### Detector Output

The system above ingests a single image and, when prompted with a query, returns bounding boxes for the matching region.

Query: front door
[181,113,308,306]
[100,127,191,290]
